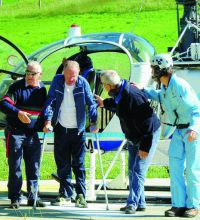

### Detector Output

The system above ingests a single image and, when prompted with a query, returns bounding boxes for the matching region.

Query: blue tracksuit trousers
[169,128,200,209]
[54,122,86,198]
[7,131,41,202]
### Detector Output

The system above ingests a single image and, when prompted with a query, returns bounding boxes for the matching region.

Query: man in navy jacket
[0,61,47,209]
[43,60,98,208]
[95,70,160,214]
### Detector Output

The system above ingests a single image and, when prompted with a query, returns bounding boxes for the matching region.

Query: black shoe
[120,205,145,212]
[125,205,136,214]
[9,200,20,209]
[120,205,127,211]
[27,199,46,207]
[165,207,186,217]
[183,208,199,218]
[136,207,146,211]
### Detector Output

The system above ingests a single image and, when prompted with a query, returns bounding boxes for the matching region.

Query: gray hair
[27,61,42,73]
[64,60,80,71]
[100,70,121,86]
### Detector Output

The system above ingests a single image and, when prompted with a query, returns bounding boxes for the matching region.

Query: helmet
[151,54,173,70]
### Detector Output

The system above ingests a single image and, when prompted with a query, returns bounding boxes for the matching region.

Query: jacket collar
[161,74,176,92]
[114,80,126,104]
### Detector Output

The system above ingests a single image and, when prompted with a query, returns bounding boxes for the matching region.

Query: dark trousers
[6,131,41,202]
[54,123,86,198]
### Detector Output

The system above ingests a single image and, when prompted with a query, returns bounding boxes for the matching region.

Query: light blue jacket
[144,74,200,133]
[44,74,98,133]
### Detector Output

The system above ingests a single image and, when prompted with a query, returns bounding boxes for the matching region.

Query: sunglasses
[25,70,39,76]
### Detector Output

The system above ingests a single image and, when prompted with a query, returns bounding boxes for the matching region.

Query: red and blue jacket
[0,78,47,133]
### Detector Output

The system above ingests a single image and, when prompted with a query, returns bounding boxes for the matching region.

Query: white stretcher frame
[86,132,127,210]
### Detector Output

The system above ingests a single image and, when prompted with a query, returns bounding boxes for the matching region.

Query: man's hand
[139,150,149,159]
[94,94,104,107]
[89,123,99,133]
[43,121,53,133]
[185,129,197,142]
[18,111,31,124]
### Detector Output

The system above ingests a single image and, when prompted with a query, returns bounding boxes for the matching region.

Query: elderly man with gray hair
[43,60,98,208]
[95,70,160,214]
[0,61,47,209]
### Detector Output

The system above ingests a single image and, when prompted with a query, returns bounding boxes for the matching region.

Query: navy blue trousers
[54,123,86,198]
[6,131,41,202]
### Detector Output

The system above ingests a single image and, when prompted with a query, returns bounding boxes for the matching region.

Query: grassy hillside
[1,0,176,17]
[0,0,178,56]
[0,9,178,83]
[0,11,178,54]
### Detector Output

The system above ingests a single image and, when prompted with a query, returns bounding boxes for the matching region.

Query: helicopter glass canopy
[24,32,155,67]
[0,32,155,76]
[66,32,155,62]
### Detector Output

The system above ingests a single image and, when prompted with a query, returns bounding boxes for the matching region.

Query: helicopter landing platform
[0,179,199,220]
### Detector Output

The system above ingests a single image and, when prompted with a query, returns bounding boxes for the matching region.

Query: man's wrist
[90,123,98,133]
[45,121,52,126]
[90,122,97,126]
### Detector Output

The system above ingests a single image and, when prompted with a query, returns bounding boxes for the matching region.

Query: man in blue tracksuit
[95,70,160,214]
[43,60,98,208]
[144,54,200,218]
[0,61,47,209]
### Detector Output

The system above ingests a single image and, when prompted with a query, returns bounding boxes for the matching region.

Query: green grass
[0,10,177,55]
[0,140,169,180]
[0,0,179,55]
[1,0,176,18]
[0,140,57,180]
[0,10,178,83]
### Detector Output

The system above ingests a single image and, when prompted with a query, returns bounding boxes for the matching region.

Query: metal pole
[95,133,109,210]
[195,0,199,42]
[170,23,189,56]
[176,3,180,37]
[0,0,2,7]
[96,139,127,193]
[39,0,41,8]
[33,133,46,210]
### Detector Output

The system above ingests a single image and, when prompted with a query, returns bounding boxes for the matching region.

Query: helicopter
[0,24,157,195]
[0,24,155,137]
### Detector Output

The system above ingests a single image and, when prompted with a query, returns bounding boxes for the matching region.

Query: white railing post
[86,151,97,201]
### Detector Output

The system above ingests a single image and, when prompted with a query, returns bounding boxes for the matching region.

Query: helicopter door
[0,36,28,128]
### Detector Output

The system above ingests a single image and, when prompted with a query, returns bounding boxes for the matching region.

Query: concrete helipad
[0,200,199,220]
[0,179,200,220]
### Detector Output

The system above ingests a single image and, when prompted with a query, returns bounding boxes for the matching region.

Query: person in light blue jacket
[43,60,98,208]
[144,54,200,218]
